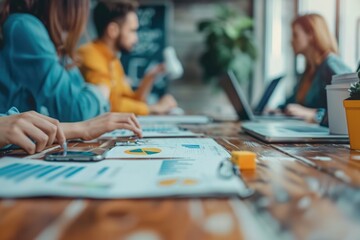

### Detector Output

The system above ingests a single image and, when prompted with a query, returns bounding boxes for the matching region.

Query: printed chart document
[106,138,230,159]
[138,115,212,124]
[101,125,201,138]
[0,157,250,199]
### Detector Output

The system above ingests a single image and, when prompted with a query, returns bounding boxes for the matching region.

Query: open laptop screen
[220,71,255,121]
[221,71,284,121]
[253,76,283,115]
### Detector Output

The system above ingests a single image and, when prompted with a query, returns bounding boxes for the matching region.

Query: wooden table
[1,122,360,240]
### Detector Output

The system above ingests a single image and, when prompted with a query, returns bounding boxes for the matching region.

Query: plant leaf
[198,20,213,32]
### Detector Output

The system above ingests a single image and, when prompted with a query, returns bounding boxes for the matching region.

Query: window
[262,0,296,108]
[299,0,337,34]
[297,0,337,73]
[339,0,360,70]
[255,0,359,108]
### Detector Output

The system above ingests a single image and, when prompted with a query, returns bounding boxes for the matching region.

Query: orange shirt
[78,41,149,115]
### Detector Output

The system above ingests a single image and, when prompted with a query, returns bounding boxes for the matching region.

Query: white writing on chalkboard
[121,3,169,91]
[138,8,156,26]
[133,29,163,56]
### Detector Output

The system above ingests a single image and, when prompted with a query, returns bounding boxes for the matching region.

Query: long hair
[292,14,338,57]
[0,0,90,61]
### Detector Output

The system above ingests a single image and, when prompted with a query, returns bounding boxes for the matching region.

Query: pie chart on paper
[124,148,162,156]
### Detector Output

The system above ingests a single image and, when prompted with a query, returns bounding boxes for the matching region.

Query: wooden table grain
[0,122,359,240]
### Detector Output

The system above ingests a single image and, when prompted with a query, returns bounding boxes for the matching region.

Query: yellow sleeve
[110,62,149,115]
[111,96,150,115]
[78,44,150,115]
[78,46,112,88]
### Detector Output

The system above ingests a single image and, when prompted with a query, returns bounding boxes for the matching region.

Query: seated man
[78,0,177,115]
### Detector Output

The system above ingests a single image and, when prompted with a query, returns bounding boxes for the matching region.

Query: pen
[62,141,68,156]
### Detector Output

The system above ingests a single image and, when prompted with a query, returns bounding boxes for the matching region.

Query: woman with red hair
[278,14,351,122]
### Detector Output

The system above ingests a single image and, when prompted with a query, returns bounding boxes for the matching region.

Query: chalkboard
[121,1,172,97]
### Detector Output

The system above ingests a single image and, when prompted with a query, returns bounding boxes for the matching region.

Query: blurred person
[78,0,177,115]
[271,14,351,122]
[0,0,111,122]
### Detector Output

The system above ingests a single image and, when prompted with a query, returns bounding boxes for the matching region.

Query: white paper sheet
[100,125,200,138]
[0,157,248,199]
[138,115,212,124]
[106,138,230,159]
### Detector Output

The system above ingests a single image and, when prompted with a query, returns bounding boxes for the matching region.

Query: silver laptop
[242,121,349,143]
[221,71,348,143]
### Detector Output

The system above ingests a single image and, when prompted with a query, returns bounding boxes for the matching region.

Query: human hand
[146,64,166,78]
[158,94,177,108]
[0,111,66,154]
[71,112,142,140]
[284,104,317,122]
[264,108,282,115]
[149,94,178,114]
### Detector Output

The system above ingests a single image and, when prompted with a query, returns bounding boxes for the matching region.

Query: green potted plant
[197,5,257,85]
[344,73,360,150]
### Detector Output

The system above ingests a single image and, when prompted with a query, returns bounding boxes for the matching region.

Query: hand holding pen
[0,111,66,155]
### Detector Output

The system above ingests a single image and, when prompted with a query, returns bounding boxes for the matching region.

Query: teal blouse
[0,107,19,117]
[280,54,352,109]
[0,14,109,122]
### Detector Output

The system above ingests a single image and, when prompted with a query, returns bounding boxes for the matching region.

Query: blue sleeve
[7,15,109,122]
[0,107,20,117]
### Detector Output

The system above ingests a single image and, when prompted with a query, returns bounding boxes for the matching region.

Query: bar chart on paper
[0,163,115,183]
[158,160,194,175]
[0,158,120,197]
[0,157,244,199]
[0,163,85,182]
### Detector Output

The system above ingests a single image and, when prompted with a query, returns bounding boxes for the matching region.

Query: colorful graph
[158,178,199,187]
[124,148,162,156]
[182,144,201,149]
[158,160,193,176]
[0,163,85,182]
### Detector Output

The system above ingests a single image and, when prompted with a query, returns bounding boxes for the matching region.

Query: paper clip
[217,159,255,199]
[62,141,68,156]
[217,160,234,179]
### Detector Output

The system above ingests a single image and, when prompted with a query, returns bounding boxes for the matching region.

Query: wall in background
[139,0,252,115]
[85,0,252,115]
[168,0,251,84]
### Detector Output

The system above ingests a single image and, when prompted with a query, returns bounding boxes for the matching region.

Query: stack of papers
[101,125,201,138]
[106,138,228,159]
[0,157,248,199]
[138,115,212,124]
[0,138,251,199]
